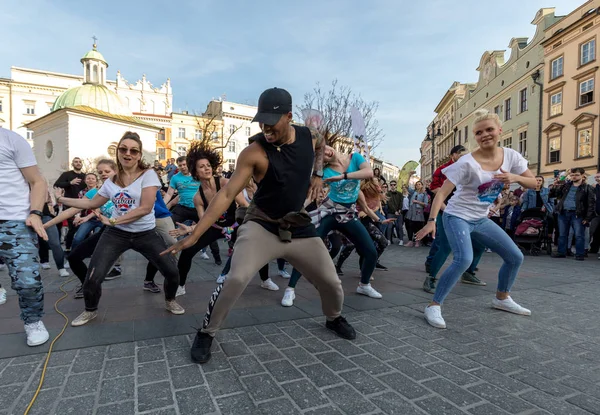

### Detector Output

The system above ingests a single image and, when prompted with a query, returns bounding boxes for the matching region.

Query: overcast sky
[0,0,579,168]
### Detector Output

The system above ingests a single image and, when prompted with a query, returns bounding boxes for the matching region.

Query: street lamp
[424,121,442,176]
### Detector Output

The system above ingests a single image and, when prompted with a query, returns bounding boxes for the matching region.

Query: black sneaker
[375,262,388,271]
[551,253,566,258]
[460,271,486,286]
[326,316,356,340]
[575,256,585,261]
[422,276,435,294]
[335,266,344,276]
[191,331,214,364]
[425,262,431,274]
[566,251,574,257]
[105,267,122,281]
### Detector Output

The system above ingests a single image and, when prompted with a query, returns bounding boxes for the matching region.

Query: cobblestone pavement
[1,243,600,414]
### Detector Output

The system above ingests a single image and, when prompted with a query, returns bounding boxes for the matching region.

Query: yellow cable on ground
[24,277,75,415]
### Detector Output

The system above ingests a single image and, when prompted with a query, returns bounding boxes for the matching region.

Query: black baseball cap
[450,145,466,155]
[252,87,292,125]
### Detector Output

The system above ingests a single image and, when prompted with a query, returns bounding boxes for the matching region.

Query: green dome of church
[51,84,132,115]
[81,48,107,65]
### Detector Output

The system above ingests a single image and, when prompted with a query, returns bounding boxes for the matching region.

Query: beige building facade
[541,0,600,177]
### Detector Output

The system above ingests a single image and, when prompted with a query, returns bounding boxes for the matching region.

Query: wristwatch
[29,210,43,218]
[428,217,436,223]
[109,218,118,226]
[312,170,324,178]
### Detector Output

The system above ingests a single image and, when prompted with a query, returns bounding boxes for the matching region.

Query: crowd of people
[0,88,597,365]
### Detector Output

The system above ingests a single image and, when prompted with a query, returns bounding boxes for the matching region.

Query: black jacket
[549,181,596,222]
[54,171,86,199]
[386,191,403,214]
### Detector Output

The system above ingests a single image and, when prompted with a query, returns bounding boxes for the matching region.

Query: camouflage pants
[0,221,44,324]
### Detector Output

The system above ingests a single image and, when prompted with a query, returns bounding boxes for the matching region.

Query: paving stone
[426,361,479,386]
[27,365,69,390]
[520,390,592,415]
[264,359,303,382]
[362,342,402,361]
[414,396,466,415]
[107,342,135,359]
[303,406,343,415]
[511,371,576,397]
[352,354,393,376]
[255,323,282,336]
[176,386,216,415]
[242,373,284,402]
[71,352,105,373]
[170,365,204,390]
[316,351,356,372]
[394,344,441,365]
[298,363,343,387]
[165,348,191,368]
[370,332,407,348]
[0,362,37,385]
[296,337,331,354]
[468,382,535,413]
[96,401,135,415]
[257,397,301,415]
[220,340,251,357]
[0,384,25,409]
[237,330,269,346]
[137,338,163,347]
[137,344,165,363]
[283,346,317,366]
[422,377,483,407]
[99,376,135,404]
[566,394,600,415]
[54,394,96,415]
[103,357,135,379]
[338,368,385,395]
[377,372,429,400]
[388,358,436,381]
[78,345,107,355]
[11,387,62,415]
[282,379,330,410]
[328,339,366,357]
[324,384,377,415]
[250,344,285,362]
[467,403,510,415]
[229,355,265,376]
[62,371,101,397]
[431,349,482,370]
[205,369,244,396]
[370,391,425,415]
[163,335,190,350]
[138,360,169,385]
[137,381,174,412]
[198,351,231,373]
[402,335,446,353]
[216,392,259,415]
[10,354,44,366]
[280,324,312,339]
[265,333,297,348]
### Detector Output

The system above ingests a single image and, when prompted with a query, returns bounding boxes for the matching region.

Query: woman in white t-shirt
[416,109,537,329]
[56,132,185,326]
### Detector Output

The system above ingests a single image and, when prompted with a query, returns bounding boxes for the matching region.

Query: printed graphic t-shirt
[169,172,200,208]
[98,170,161,232]
[85,188,115,218]
[325,152,367,204]
[442,148,528,221]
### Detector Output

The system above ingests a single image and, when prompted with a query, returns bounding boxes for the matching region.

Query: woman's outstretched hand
[416,221,436,241]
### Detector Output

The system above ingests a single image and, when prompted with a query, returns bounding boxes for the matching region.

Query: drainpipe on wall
[532,70,543,175]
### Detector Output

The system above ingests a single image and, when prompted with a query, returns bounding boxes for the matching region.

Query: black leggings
[336,219,387,269]
[178,227,224,286]
[68,229,105,284]
[406,219,424,242]
[83,227,179,311]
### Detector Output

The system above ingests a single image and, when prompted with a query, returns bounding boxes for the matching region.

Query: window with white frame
[579,78,594,106]
[177,146,187,156]
[25,103,35,115]
[519,131,527,156]
[195,129,202,140]
[227,159,235,171]
[228,141,236,152]
[158,148,166,160]
[503,136,512,148]
[229,124,237,134]
[26,130,33,140]
[245,126,251,136]
[551,56,563,79]
[519,88,527,113]
[212,131,219,141]
[581,39,596,66]
[550,92,562,116]
[494,105,501,116]
[577,128,592,158]
[178,127,186,138]
[549,135,560,163]
[464,126,468,142]
[504,98,511,121]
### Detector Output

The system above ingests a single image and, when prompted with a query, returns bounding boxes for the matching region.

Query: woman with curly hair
[168,141,249,295]
[56,131,185,326]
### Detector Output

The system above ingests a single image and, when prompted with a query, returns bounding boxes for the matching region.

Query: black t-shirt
[250,125,316,238]
[198,178,236,228]
[535,191,544,208]
[54,171,86,199]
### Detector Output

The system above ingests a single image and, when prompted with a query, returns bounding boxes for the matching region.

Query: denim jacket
[521,187,553,214]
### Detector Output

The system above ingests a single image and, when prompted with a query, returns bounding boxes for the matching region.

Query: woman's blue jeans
[72,218,103,249]
[433,214,524,304]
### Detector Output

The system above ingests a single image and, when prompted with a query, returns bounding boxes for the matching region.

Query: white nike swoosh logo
[273,106,279,109]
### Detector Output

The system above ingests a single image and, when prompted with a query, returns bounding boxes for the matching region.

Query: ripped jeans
[433,214,523,304]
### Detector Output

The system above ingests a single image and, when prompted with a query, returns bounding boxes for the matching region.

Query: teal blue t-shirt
[85,188,115,218]
[169,172,201,208]
[325,153,367,204]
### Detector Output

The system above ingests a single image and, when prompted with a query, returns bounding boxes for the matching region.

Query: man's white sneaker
[281,288,295,307]
[59,268,70,277]
[24,321,49,346]
[41,263,51,270]
[260,278,279,291]
[424,305,446,329]
[64,260,70,269]
[492,297,531,316]
[356,284,383,299]
[71,310,98,327]
[176,285,186,297]
[278,270,291,279]
[216,274,227,284]
[398,240,404,246]
[0,288,7,305]
[200,252,210,260]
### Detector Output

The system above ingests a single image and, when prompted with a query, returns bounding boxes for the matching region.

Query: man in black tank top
[162,88,356,364]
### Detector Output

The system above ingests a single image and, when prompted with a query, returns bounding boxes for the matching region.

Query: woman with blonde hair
[405,180,428,247]
[417,109,536,329]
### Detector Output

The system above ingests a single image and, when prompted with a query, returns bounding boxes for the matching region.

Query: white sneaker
[398,240,404,246]
[59,268,69,277]
[0,264,6,271]
[492,297,531,316]
[485,248,492,253]
[0,288,6,305]
[356,284,383,299]
[71,310,98,327]
[278,270,291,279]
[424,305,446,329]
[200,252,210,260]
[63,260,70,269]
[281,288,295,307]
[176,285,186,297]
[41,263,51,270]
[261,278,279,291]
[24,321,49,346]
[216,274,227,284]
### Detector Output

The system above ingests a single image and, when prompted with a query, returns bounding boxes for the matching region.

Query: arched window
[100,67,104,84]
[92,65,98,84]
[86,63,91,83]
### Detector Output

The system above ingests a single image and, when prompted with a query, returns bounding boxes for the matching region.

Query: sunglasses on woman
[118,147,141,156]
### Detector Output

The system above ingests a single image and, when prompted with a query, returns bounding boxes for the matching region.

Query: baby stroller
[513,208,552,256]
